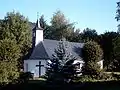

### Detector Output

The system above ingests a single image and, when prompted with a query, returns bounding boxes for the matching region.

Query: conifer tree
[0,39,20,84]
[0,11,31,84]
[46,41,78,83]
[0,11,32,69]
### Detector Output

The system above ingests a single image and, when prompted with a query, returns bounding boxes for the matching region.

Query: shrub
[97,72,114,80]
[82,61,101,76]
[82,41,103,76]
[112,73,120,80]
[74,75,96,83]
[82,41,103,63]
[18,72,33,83]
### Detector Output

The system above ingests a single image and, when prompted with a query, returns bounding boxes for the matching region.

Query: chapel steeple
[34,19,43,30]
[32,13,44,47]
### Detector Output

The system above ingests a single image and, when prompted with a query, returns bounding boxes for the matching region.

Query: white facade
[73,60,84,70]
[97,60,104,69]
[24,59,103,77]
[24,60,47,77]
[23,18,104,77]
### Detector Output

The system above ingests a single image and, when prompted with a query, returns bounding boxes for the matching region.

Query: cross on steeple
[36,61,44,77]
[37,12,39,20]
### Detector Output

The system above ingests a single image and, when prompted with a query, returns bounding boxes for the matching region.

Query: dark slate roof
[29,39,84,60]
[29,42,49,59]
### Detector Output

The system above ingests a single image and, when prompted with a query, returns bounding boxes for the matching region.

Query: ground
[1,80,120,90]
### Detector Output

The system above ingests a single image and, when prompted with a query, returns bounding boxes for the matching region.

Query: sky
[0,0,119,34]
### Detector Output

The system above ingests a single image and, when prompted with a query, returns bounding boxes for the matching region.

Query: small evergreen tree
[46,41,78,83]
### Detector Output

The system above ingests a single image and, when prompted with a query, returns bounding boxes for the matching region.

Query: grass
[104,72,120,75]
[1,72,120,90]
[1,79,120,90]
[33,77,46,81]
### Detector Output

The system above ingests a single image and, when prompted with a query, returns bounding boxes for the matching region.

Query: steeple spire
[34,12,43,30]
[32,12,44,47]
[37,12,39,20]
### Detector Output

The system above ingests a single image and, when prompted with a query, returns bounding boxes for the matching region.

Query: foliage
[46,41,78,83]
[75,75,95,82]
[0,39,20,85]
[39,15,51,39]
[82,41,103,63]
[82,41,103,76]
[0,11,32,68]
[75,74,116,83]
[98,32,119,70]
[49,10,75,40]
[81,28,98,42]
[115,1,120,32]
[82,61,101,76]
[0,11,31,84]
[110,36,120,71]
[68,28,81,42]
[113,36,120,60]
[18,72,33,83]
[74,72,120,83]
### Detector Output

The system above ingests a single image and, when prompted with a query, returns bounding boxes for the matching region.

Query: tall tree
[50,10,74,40]
[39,15,52,39]
[115,1,120,32]
[68,28,82,42]
[111,34,120,71]
[98,31,119,70]
[81,28,98,42]
[0,39,20,84]
[0,11,32,68]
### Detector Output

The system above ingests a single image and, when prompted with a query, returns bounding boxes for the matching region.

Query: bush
[74,73,116,83]
[82,41,103,76]
[18,72,33,83]
[97,72,114,80]
[82,61,101,76]
[111,73,120,80]
[77,75,94,82]
[39,75,47,79]
[82,41,103,63]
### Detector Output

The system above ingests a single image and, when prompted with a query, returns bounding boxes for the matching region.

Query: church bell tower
[32,15,43,48]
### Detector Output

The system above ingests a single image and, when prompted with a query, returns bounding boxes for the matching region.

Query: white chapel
[24,18,103,77]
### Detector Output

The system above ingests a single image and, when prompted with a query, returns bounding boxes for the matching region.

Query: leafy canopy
[83,41,103,63]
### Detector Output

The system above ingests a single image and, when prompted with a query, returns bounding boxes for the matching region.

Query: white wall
[73,60,84,70]
[97,60,103,69]
[24,59,103,77]
[24,60,47,77]
[35,30,43,46]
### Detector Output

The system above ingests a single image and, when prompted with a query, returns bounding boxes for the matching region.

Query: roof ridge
[44,39,84,44]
